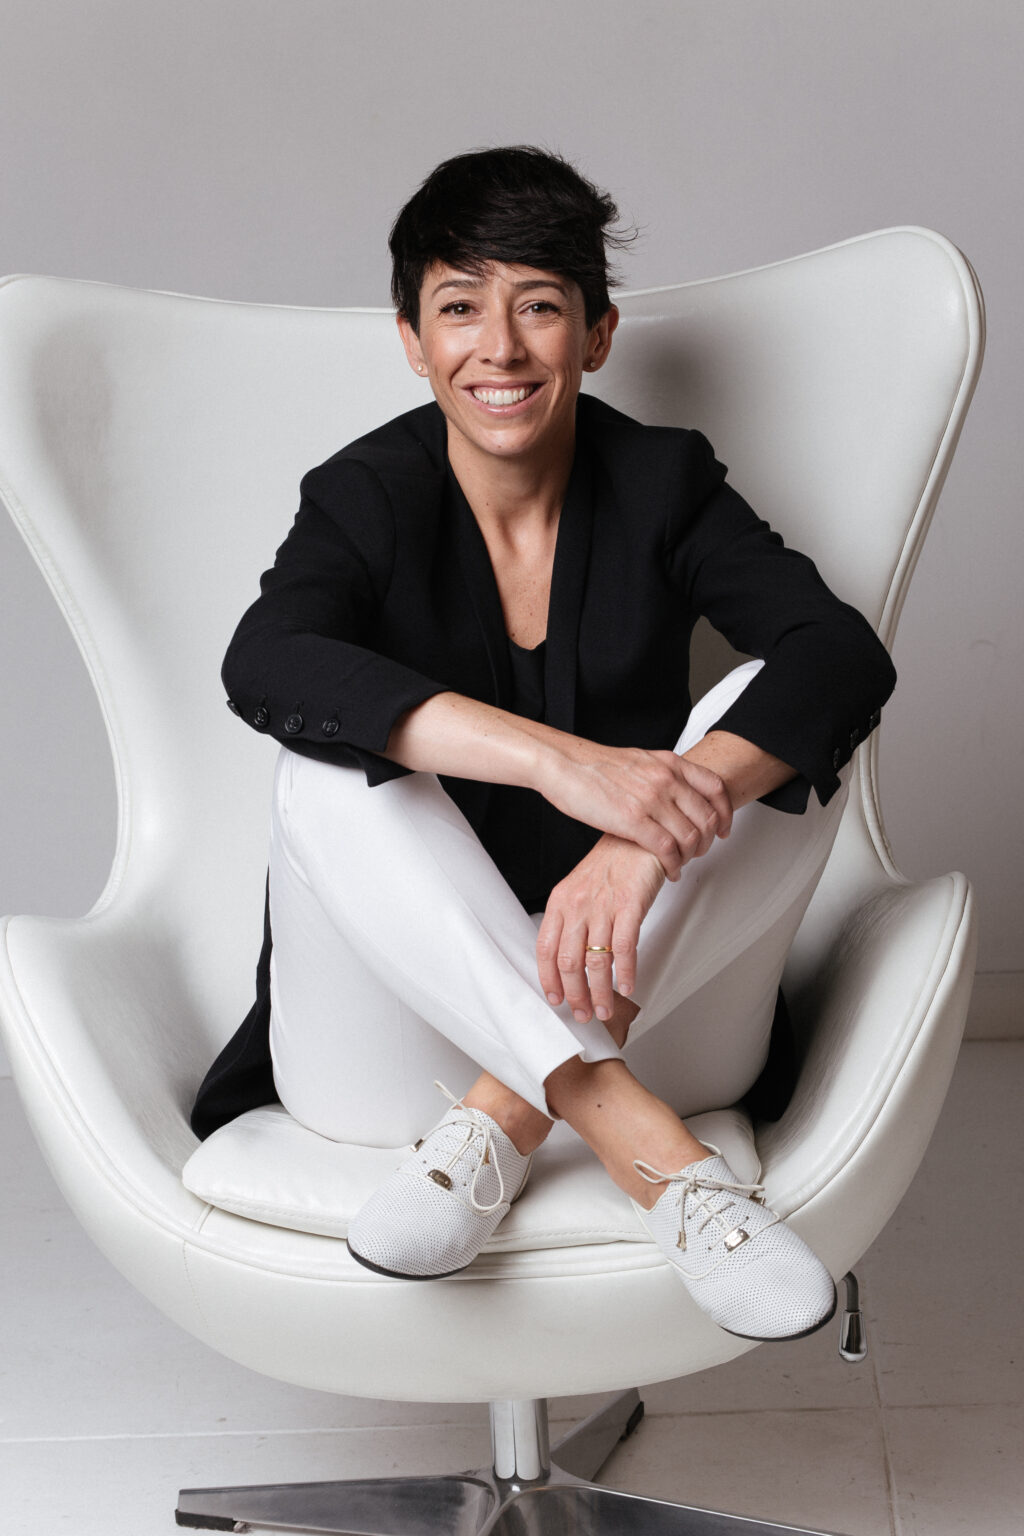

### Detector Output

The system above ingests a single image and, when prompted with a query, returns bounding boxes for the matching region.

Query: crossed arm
[384,690,797,1026]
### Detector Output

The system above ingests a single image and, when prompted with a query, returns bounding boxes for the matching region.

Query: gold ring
[585,945,613,954]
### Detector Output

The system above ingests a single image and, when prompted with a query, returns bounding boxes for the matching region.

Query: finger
[641,769,726,860]
[584,936,616,1021]
[669,784,721,859]
[628,815,683,880]
[644,794,712,867]
[536,907,566,1004]
[673,756,733,838]
[611,909,641,998]
[558,918,595,1021]
[629,771,718,866]
[650,750,731,845]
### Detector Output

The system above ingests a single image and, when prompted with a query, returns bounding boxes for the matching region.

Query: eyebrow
[428,276,571,301]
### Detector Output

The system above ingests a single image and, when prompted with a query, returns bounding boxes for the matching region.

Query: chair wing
[603,227,983,639]
[0,277,420,1036]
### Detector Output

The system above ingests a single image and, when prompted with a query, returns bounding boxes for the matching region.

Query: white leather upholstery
[181,1107,760,1245]
[0,229,983,1401]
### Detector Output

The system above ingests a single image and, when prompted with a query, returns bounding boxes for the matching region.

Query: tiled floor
[1,1041,1020,1535]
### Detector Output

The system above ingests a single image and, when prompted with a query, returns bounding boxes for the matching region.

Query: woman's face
[397,261,617,475]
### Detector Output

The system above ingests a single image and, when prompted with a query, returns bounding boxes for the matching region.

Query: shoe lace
[633,1158,766,1252]
[430,1082,509,1214]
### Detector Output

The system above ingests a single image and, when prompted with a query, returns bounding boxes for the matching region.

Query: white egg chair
[0,225,983,1533]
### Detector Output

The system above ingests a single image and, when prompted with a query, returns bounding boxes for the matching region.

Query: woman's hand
[385,693,733,877]
[535,738,733,878]
[536,834,669,1024]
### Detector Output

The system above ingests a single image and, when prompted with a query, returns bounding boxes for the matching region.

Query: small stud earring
[417,363,424,374]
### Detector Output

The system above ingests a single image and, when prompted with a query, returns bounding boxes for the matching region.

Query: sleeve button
[868,709,881,730]
[832,747,842,771]
[253,706,270,728]
[849,727,861,749]
[226,698,240,716]
[284,713,304,734]
[321,718,340,737]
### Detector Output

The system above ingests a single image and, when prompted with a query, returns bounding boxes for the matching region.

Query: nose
[479,308,526,368]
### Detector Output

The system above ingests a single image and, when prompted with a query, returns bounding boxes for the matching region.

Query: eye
[526,300,559,314]
[439,301,474,317]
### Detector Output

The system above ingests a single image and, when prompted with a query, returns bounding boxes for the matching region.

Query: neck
[446,426,575,534]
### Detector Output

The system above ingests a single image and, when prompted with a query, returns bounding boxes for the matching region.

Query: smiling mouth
[470,384,539,406]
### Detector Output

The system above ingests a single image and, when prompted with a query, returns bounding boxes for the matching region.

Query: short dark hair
[389,146,630,331]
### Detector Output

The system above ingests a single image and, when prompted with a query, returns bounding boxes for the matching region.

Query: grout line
[6,1399,982,1450]
[1,1401,958,1449]
[559,1401,881,1421]
[0,1422,485,1446]
[865,1311,901,1536]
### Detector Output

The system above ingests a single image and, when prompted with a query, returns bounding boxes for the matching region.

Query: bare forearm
[680,729,797,811]
[383,691,560,789]
[383,692,736,879]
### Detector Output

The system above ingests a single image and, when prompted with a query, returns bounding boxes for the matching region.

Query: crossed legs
[269,670,847,1208]
[271,667,848,1333]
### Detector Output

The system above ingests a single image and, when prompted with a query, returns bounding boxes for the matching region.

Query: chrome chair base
[176,1387,839,1534]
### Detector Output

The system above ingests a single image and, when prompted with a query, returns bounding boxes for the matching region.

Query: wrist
[682,730,792,811]
[527,727,580,797]
[595,830,664,870]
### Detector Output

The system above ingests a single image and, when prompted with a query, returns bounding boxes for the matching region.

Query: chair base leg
[551,1383,645,1479]
[175,1470,495,1534]
[175,1389,839,1534]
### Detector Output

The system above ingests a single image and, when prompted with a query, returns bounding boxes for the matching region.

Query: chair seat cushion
[182,1104,759,1251]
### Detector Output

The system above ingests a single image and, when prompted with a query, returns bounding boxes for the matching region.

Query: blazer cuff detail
[710,690,888,812]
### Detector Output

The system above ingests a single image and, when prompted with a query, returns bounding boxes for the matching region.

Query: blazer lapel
[448,470,514,709]
[544,448,593,735]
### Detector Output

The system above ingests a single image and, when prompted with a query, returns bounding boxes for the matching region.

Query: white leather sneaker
[347,1087,533,1279]
[631,1150,837,1340]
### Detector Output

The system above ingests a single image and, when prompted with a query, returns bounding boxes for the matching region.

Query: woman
[193,147,895,1342]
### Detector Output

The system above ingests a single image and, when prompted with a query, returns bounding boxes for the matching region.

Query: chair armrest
[758,871,975,1273]
[1,912,209,1216]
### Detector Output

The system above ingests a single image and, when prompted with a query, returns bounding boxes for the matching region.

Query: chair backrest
[0,229,983,1058]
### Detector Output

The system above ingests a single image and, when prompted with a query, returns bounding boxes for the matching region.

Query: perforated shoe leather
[631,1151,837,1340]
[347,1096,532,1279]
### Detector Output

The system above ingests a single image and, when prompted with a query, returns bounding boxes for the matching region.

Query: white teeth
[472,386,532,405]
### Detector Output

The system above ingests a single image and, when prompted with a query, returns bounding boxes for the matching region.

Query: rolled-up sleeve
[668,433,897,811]
[221,457,449,784]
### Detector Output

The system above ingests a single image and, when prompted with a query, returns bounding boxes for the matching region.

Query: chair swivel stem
[490,1398,551,1485]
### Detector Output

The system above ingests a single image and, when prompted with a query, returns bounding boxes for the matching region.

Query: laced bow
[633,1156,766,1252]
[426,1082,510,1214]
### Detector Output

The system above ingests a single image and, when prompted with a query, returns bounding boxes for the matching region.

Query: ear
[396,314,427,377]
[585,305,619,372]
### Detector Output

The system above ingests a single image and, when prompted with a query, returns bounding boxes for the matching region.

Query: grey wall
[1,0,1020,975]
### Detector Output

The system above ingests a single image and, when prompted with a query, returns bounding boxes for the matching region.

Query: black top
[190,396,896,1139]
[478,637,552,914]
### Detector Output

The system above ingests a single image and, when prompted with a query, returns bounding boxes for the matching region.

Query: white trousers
[268,662,848,1147]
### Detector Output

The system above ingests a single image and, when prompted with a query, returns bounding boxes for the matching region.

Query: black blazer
[191,395,895,1138]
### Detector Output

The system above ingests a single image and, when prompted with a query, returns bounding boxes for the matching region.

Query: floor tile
[858,1042,1022,1409]
[0,1423,490,1536]
[0,1081,480,1440]
[885,1403,1023,1536]
[602,1309,876,1417]
[598,1407,895,1536]
[552,1323,876,1437]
